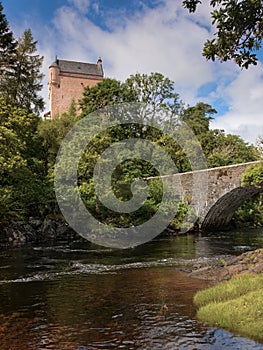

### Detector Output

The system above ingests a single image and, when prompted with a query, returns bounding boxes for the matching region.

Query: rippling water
[0,228,263,349]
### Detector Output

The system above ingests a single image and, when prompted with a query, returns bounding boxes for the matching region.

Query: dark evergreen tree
[5,29,44,114]
[180,102,216,136]
[0,2,16,83]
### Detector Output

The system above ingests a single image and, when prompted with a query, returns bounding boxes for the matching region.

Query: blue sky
[2,0,263,143]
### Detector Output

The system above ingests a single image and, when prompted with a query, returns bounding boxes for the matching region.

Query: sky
[2,0,263,144]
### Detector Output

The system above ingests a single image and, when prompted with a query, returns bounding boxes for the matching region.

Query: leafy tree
[183,0,263,68]
[38,101,79,168]
[201,129,259,167]
[77,74,196,225]
[241,162,263,187]
[41,70,262,229]
[234,162,263,226]
[0,98,50,220]
[79,78,137,116]
[180,102,217,136]
[125,72,183,114]
[256,135,263,155]
[3,29,44,114]
[234,194,263,226]
[79,73,185,173]
[0,2,16,77]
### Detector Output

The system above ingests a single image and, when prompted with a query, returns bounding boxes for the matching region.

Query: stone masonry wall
[149,161,261,230]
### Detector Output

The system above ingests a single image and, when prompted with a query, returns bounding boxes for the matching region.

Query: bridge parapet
[147,160,262,231]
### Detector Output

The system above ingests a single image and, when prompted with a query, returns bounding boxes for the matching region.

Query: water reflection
[0,228,262,349]
[0,269,210,349]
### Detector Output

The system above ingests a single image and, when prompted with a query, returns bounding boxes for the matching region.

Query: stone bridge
[147,161,262,231]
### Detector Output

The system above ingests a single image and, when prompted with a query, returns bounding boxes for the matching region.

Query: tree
[180,102,217,136]
[242,162,263,187]
[38,101,79,167]
[3,29,44,114]
[79,78,137,116]
[45,70,262,229]
[183,0,263,68]
[235,162,263,226]
[0,98,50,220]
[0,2,16,77]
[125,72,183,114]
[256,135,263,155]
[200,129,259,167]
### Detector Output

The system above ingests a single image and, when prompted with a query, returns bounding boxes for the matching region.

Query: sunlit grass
[194,273,263,341]
[194,273,263,307]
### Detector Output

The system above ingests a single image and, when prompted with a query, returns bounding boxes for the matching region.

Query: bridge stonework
[150,161,262,231]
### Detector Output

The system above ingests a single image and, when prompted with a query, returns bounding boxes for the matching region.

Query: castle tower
[48,57,104,118]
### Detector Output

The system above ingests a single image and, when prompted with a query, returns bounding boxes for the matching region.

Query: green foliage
[235,193,263,226]
[77,126,162,226]
[0,2,16,76]
[2,29,44,114]
[242,162,263,187]
[79,78,137,116]
[79,85,192,228]
[0,98,51,221]
[201,130,259,167]
[0,23,259,232]
[125,72,183,113]
[180,102,216,136]
[38,102,79,167]
[183,0,263,68]
[64,73,261,230]
[235,163,263,226]
[0,4,44,113]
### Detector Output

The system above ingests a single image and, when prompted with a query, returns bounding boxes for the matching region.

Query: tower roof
[49,58,103,76]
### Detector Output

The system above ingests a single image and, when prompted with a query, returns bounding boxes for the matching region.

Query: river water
[0,228,263,350]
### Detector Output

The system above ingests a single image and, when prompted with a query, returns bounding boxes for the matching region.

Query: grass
[194,273,263,342]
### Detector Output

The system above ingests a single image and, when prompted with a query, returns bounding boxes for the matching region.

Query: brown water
[0,229,263,349]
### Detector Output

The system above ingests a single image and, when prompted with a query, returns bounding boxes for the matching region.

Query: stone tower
[48,57,103,118]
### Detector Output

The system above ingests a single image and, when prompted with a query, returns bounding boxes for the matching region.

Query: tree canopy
[79,78,137,116]
[0,3,48,221]
[0,0,262,230]
[183,0,263,68]
[72,74,261,228]
[125,72,183,113]
[0,98,50,220]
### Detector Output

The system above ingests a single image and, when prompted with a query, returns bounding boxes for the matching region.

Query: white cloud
[211,63,263,144]
[67,0,90,14]
[36,0,263,144]
[49,0,214,100]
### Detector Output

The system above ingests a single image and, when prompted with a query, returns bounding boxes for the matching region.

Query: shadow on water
[0,227,263,349]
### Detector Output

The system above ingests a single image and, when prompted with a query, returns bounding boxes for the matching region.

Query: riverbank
[189,248,263,282]
[190,248,263,343]
[0,219,79,247]
[0,219,196,248]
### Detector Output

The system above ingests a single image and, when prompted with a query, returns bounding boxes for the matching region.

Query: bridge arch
[148,161,262,231]
[201,185,262,231]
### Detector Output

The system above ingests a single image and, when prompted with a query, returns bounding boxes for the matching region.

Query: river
[0,228,263,349]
